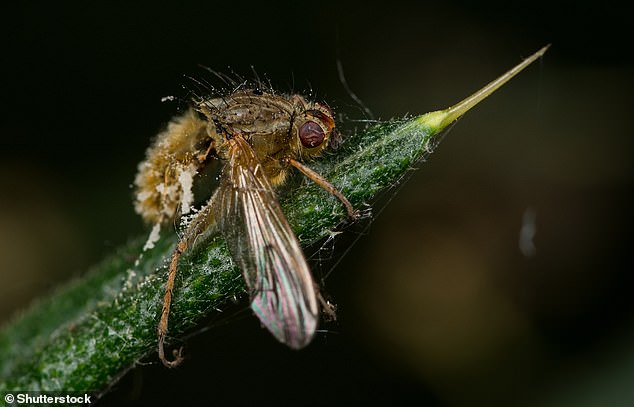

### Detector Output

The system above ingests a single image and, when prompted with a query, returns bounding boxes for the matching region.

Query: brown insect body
[134,86,353,368]
[198,89,335,185]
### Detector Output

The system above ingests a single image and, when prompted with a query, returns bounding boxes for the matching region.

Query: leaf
[0,46,549,395]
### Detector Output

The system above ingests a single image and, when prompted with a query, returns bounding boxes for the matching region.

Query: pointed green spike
[418,45,550,132]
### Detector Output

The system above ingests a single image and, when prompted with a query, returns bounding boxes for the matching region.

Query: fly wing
[214,135,318,349]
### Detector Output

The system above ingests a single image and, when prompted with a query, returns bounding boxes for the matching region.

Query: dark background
[1,1,632,405]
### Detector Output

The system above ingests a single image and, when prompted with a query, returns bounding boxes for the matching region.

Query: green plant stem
[0,46,547,395]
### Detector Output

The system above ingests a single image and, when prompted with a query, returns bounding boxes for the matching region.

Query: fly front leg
[284,157,358,220]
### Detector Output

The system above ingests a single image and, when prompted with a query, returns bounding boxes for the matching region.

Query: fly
[134,87,356,367]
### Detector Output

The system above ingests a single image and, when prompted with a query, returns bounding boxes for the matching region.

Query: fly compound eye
[298,121,326,148]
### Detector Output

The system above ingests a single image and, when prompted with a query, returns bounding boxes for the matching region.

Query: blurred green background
[1,0,631,405]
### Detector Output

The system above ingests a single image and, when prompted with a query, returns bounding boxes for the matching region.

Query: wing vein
[214,135,318,348]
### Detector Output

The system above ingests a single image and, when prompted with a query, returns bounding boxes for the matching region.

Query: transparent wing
[214,135,318,348]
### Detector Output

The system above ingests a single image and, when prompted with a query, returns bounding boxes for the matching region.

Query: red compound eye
[298,121,325,148]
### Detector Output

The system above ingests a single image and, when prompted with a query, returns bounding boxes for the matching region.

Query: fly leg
[284,157,358,220]
[157,238,187,367]
[197,138,216,163]
[157,195,217,367]
[318,292,337,322]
